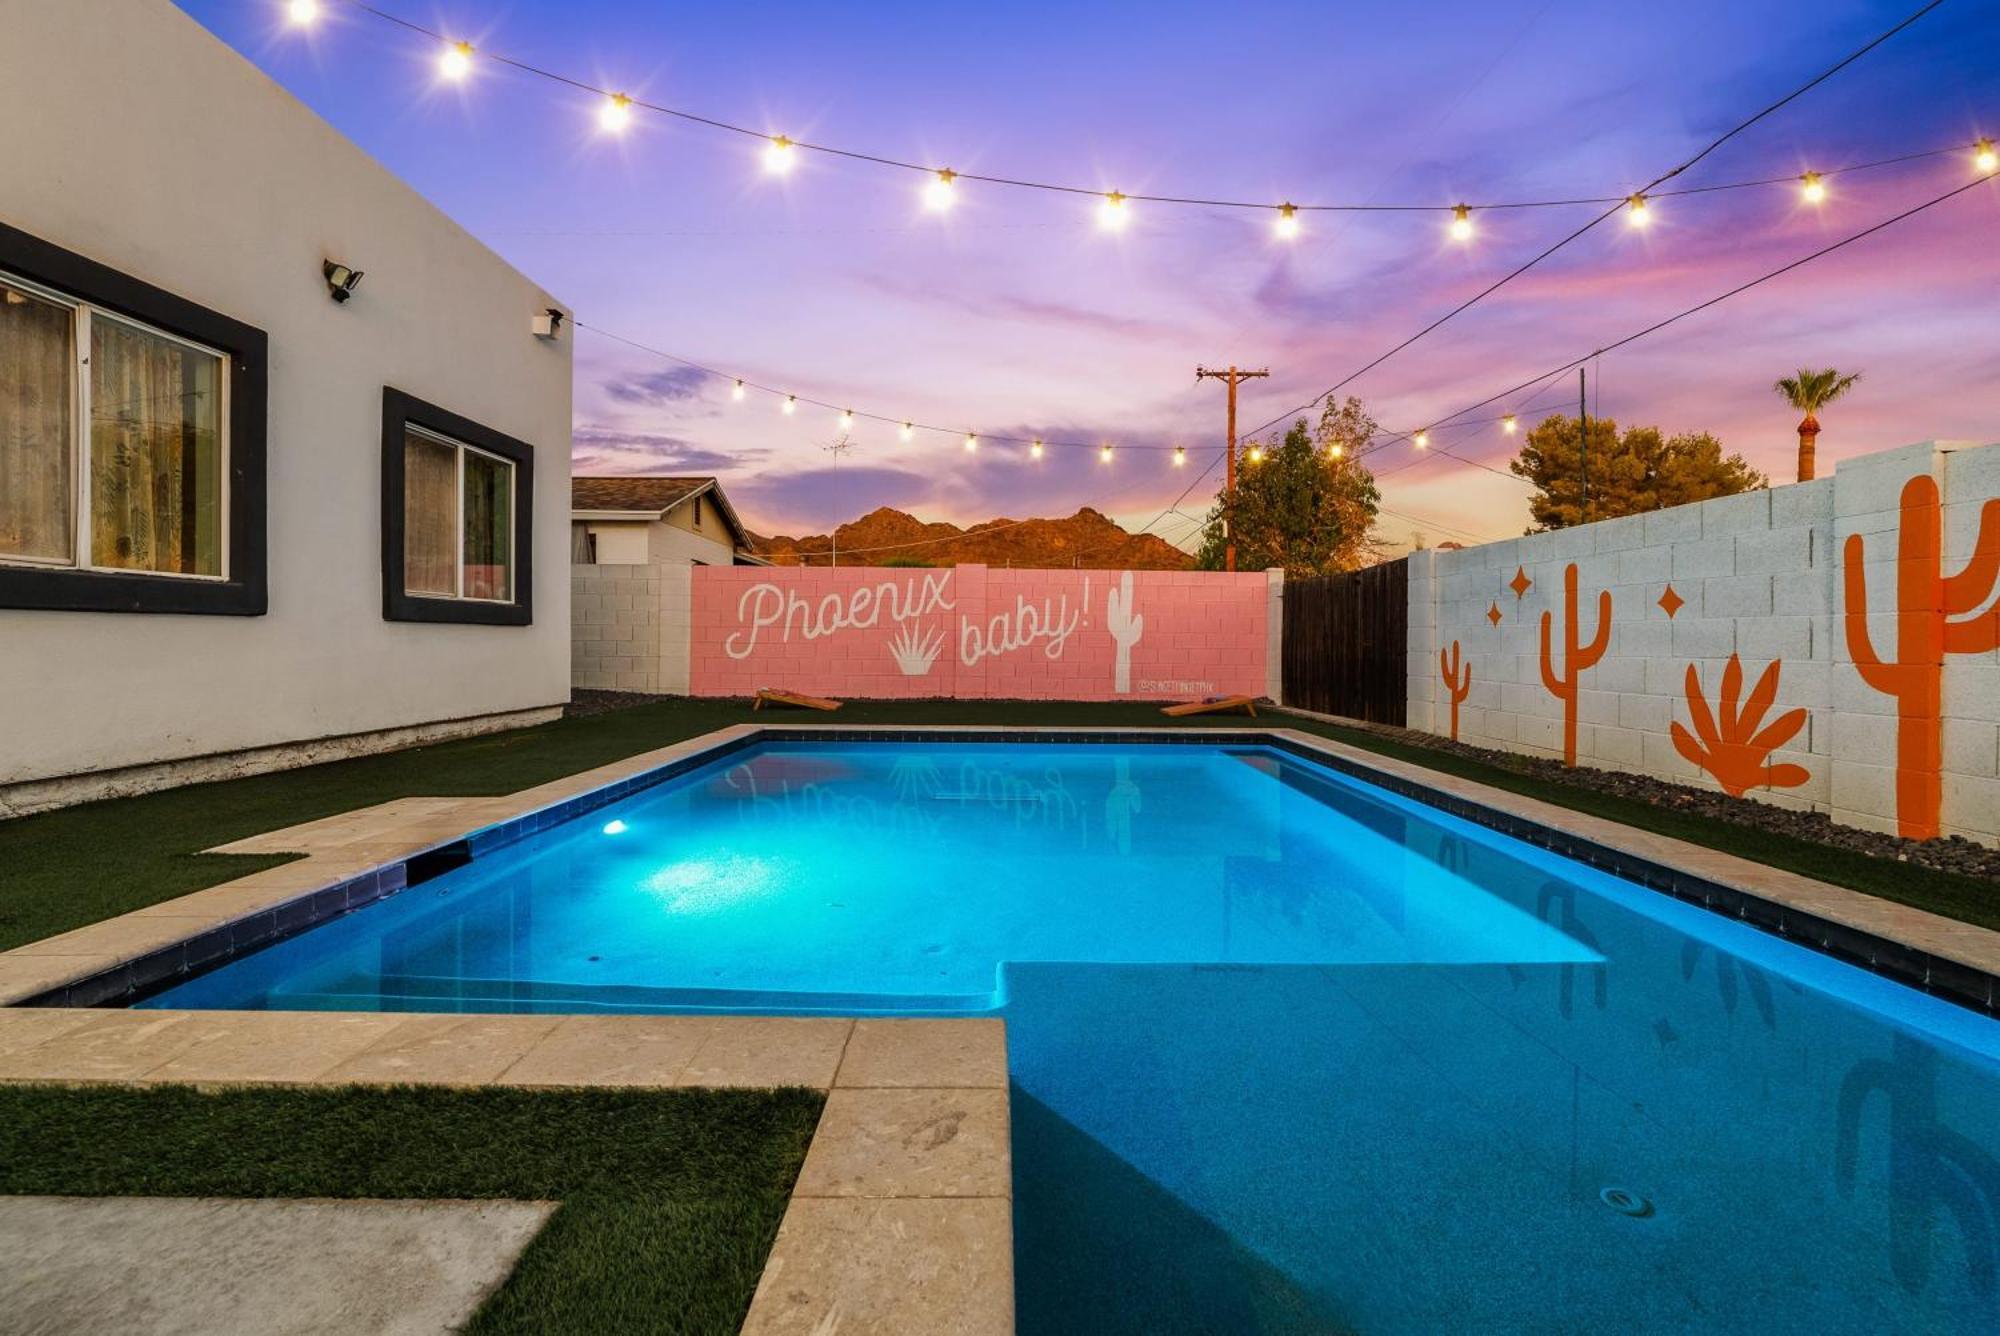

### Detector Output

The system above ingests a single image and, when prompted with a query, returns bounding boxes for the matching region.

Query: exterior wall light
[322,260,363,303]
[532,308,565,339]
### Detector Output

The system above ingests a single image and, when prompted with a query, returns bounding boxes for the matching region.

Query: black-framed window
[0,220,267,615]
[381,388,534,625]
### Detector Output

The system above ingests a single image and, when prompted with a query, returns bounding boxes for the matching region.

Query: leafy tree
[1509,414,1765,531]
[1195,397,1382,575]
[1773,366,1860,483]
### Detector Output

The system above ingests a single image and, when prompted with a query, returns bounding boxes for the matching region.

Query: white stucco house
[0,0,573,813]
[570,476,766,567]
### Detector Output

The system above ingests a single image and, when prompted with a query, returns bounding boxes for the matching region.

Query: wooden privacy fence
[1281,559,1409,725]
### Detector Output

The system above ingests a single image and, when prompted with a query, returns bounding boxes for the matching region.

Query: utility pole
[1195,364,1269,572]
[1578,366,1589,526]
[822,434,852,567]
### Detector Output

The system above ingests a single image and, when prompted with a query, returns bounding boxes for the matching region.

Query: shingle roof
[570,476,711,514]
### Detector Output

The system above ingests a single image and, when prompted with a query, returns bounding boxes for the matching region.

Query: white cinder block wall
[1409,440,2000,847]
[572,564,692,694]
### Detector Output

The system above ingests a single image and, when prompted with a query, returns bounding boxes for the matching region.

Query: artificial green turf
[0,1083,824,1336]
[0,697,1991,950]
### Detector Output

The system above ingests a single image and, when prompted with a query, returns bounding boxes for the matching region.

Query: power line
[1232,0,1949,442]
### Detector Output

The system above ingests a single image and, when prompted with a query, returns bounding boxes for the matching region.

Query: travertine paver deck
[0,1196,552,1336]
[0,1008,1014,1335]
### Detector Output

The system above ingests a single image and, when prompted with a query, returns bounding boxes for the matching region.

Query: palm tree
[1773,368,1860,483]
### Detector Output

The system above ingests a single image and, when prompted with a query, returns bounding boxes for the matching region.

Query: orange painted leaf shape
[1670,654,1810,798]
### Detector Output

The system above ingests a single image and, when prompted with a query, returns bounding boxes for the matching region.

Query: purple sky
[186,0,2000,551]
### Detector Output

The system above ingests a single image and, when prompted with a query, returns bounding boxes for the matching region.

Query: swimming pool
[145,737,2000,1333]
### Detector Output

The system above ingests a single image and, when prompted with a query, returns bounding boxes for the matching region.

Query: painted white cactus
[888,623,944,677]
[1105,570,1144,694]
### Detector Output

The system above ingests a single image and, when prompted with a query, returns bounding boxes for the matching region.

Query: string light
[1502,414,1518,434]
[1246,445,1264,464]
[598,93,633,134]
[839,409,855,430]
[1031,439,1044,459]
[1625,193,1651,227]
[899,421,914,441]
[731,379,746,401]
[302,2,1969,246]
[438,40,474,81]
[924,169,957,213]
[782,394,797,415]
[1800,171,1826,204]
[1173,446,1187,466]
[964,432,978,452]
[1413,431,1430,448]
[1328,442,1344,459]
[1099,444,1114,464]
[1977,139,1998,174]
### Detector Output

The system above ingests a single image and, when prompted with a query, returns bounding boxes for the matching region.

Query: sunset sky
[185,0,1999,552]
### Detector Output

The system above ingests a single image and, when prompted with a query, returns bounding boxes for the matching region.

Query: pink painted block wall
[689,564,1269,701]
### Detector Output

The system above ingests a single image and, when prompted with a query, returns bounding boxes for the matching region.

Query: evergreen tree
[1195,397,1382,574]
[1509,414,1765,531]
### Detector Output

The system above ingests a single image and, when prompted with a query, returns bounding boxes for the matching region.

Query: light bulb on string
[1173,445,1186,467]
[1413,431,1430,449]
[838,410,854,431]
[1976,139,1998,174]
[1800,171,1826,204]
[764,136,796,176]
[1246,445,1264,464]
[924,169,957,213]
[1097,191,1129,232]
[1099,444,1114,464]
[1502,414,1518,435]
[438,40,475,82]
[1328,443,1344,460]
[731,379,746,402]
[782,395,797,415]
[899,421,914,442]
[286,0,320,27]
[1030,440,1044,459]
[1273,204,1300,241]
[1448,204,1473,243]
[964,433,978,452]
[597,94,634,134]
[1625,193,1651,227]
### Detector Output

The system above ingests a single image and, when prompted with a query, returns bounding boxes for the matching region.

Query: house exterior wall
[686,565,1276,701]
[646,516,738,566]
[585,522,652,565]
[1406,439,2000,847]
[662,495,738,550]
[0,0,571,788]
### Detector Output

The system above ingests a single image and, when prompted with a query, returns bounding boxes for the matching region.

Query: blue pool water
[147,740,2000,1333]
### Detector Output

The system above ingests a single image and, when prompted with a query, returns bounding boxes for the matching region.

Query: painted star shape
[1509,566,1533,599]
[1658,583,1685,619]
[1486,601,1503,627]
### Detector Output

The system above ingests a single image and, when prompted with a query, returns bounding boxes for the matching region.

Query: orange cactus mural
[1538,563,1611,766]
[1842,474,2000,840]
[1439,640,1471,740]
[1670,655,1811,797]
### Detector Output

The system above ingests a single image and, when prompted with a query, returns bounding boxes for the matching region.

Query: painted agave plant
[1670,654,1810,798]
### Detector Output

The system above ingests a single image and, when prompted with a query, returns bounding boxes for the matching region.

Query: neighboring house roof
[570,475,755,551]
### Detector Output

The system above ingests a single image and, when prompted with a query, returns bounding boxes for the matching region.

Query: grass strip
[0,697,1991,950]
[0,1083,824,1335]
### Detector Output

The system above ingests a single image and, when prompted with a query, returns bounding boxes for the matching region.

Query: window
[381,389,533,625]
[0,219,266,615]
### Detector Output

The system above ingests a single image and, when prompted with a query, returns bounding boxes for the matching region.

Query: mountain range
[750,506,1196,569]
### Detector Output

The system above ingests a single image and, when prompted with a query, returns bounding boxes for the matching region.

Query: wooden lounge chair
[754,687,843,712]
[1160,695,1258,718]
